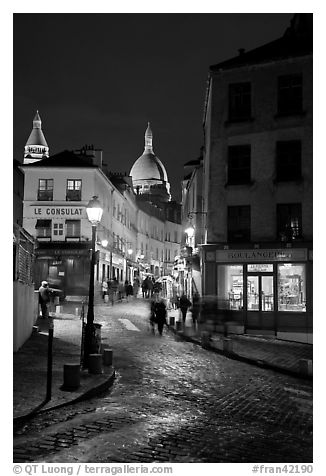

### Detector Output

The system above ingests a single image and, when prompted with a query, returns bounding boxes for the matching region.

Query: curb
[13,367,115,427]
[167,326,312,381]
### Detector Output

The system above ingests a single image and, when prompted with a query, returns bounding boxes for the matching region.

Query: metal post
[46,321,54,401]
[83,225,96,368]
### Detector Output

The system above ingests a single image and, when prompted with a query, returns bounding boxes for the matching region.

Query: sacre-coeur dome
[130,123,168,182]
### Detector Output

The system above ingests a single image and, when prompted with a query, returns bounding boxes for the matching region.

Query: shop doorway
[246,271,275,332]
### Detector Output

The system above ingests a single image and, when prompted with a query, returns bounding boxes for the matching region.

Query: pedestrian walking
[149,296,167,336]
[125,281,133,301]
[101,280,108,300]
[147,277,154,298]
[142,278,148,298]
[179,293,192,325]
[191,292,201,328]
[133,277,140,298]
[38,281,52,319]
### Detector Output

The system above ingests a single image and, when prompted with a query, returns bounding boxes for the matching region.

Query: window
[276,141,302,181]
[66,180,82,201]
[35,219,51,238]
[228,82,251,121]
[53,223,64,236]
[277,204,302,241]
[65,220,81,238]
[38,179,53,201]
[174,231,178,242]
[228,145,251,184]
[277,74,303,115]
[227,206,250,242]
[278,264,306,312]
[217,265,243,310]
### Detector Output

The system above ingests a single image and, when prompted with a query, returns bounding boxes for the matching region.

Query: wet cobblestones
[14,300,312,463]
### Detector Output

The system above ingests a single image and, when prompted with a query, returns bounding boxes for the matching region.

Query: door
[246,273,275,331]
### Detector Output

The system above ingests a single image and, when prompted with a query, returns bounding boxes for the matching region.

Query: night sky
[13,13,294,200]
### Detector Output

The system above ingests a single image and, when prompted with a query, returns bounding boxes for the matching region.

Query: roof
[210,14,312,72]
[130,151,168,182]
[25,128,48,147]
[183,159,201,167]
[23,150,97,167]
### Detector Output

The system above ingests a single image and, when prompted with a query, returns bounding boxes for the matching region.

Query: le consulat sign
[31,206,85,217]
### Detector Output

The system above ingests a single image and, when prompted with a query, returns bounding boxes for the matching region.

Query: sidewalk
[13,305,115,423]
[167,309,313,379]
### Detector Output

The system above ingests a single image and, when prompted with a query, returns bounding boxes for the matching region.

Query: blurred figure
[133,276,140,298]
[38,281,52,319]
[179,294,192,325]
[191,292,201,328]
[150,296,167,336]
[147,277,154,298]
[142,278,148,298]
[101,280,108,300]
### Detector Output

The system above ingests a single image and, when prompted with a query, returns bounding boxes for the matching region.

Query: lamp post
[83,196,103,368]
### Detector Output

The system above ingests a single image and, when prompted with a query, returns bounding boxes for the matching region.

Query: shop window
[277,203,302,241]
[38,179,53,201]
[278,263,306,312]
[66,179,82,201]
[65,220,81,238]
[217,265,243,310]
[35,219,51,238]
[227,145,251,184]
[228,82,251,121]
[276,141,302,182]
[277,74,303,116]
[227,205,250,242]
[53,223,64,236]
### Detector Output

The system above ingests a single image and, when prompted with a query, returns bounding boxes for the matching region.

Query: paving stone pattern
[14,299,312,463]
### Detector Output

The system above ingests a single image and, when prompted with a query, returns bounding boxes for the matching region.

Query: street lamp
[185,224,195,238]
[83,196,103,368]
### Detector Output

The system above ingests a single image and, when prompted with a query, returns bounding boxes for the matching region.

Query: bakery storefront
[202,246,312,343]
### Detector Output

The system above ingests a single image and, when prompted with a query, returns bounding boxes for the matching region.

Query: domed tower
[130,123,171,202]
[24,111,49,164]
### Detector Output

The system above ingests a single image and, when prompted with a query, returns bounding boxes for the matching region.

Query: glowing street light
[83,196,103,368]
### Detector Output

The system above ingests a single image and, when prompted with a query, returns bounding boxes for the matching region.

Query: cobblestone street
[13,299,313,463]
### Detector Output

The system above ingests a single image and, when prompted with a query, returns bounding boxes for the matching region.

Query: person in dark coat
[179,293,192,324]
[152,299,167,336]
[38,281,52,319]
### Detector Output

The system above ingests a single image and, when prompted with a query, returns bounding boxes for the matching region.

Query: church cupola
[144,122,153,152]
[24,111,49,164]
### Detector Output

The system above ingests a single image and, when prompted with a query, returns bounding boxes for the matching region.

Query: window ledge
[273,177,303,185]
[274,110,306,119]
[224,117,255,126]
[225,180,255,188]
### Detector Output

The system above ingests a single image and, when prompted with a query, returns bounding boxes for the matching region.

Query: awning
[35,219,51,228]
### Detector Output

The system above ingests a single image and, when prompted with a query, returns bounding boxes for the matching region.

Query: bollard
[299,359,313,377]
[56,305,61,314]
[104,294,109,303]
[63,363,80,390]
[103,348,113,366]
[169,315,175,326]
[88,354,103,374]
[201,331,210,348]
[223,338,233,353]
[176,321,182,331]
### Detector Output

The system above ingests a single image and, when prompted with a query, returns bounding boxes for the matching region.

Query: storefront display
[278,263,306,312]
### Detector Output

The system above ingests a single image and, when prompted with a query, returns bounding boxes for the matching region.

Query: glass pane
[262,276,274,311]
[278,264,306,312]
[217,265,243,310]
[247,276,259,311]
[248,264,273,272]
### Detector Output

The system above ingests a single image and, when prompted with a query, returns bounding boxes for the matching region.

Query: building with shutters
[200,14,312,342]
